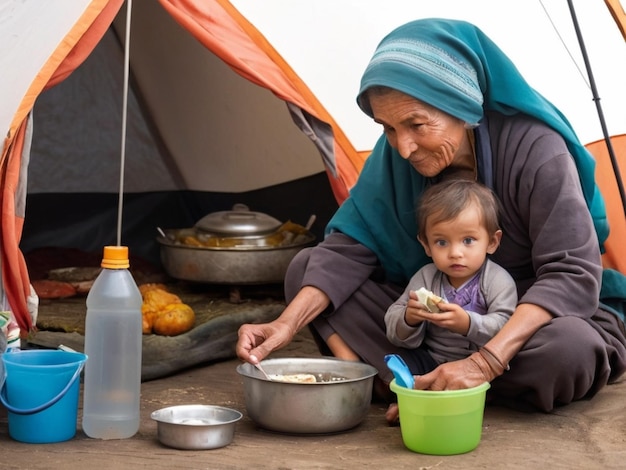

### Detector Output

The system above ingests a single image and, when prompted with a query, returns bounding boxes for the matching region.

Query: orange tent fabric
[605,0,626,40]
[586,136,626,273]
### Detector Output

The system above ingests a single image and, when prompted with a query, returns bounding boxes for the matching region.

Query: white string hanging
[116,0,133,246]
[538,0,589,88]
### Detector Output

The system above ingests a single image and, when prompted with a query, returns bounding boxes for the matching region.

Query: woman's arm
[237,232,380,363]
[236,286,330,363]
[480,303,552,373]
[412,302,552,390]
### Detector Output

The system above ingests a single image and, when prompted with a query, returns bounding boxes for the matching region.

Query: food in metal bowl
[157,205,316,284]
[172,220,313,249]
[236,357,378,434]
[268,373,318,383]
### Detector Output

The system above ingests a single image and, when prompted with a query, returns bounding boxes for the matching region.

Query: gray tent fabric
[287,103,337,177]
[30,28,184,194]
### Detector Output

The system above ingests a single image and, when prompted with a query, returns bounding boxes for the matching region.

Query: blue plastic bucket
[0,350,87,443]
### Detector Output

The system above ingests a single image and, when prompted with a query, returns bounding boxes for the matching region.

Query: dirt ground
[1,322,625,470]
[2,252,625,469]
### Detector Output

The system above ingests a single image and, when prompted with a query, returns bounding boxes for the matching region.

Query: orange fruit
[151,303,195,336]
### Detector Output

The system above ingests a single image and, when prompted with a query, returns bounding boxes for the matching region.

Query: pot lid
[194,203,282,236]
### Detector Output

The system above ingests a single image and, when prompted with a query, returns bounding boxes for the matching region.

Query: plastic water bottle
[82,246,143,439]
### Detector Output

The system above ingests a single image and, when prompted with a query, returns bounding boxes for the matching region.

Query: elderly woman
[236,18,626,419]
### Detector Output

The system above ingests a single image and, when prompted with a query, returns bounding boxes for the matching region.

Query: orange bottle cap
[101,246,130,269]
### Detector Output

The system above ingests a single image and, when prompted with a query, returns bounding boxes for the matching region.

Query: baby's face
[421,205,499,288]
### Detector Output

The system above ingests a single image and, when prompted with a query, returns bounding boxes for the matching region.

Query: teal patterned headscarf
[327,18,609,285]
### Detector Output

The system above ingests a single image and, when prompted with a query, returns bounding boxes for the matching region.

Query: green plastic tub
[390,379,490,455]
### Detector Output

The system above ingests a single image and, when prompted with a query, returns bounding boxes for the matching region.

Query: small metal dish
[151,404,242,450]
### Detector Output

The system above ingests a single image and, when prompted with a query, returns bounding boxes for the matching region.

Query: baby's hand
[427,302,470,335]
[413,287,446,313]
[404,290,433,326]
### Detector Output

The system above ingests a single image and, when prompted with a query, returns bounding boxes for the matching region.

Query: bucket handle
[0,359,86,415]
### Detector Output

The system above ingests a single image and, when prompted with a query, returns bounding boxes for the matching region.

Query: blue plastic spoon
[384,354,415,389]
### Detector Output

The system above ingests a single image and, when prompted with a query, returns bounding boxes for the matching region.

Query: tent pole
[567,0,626,218]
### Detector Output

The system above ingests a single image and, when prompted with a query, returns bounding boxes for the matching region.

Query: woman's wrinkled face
[368,89,468,177]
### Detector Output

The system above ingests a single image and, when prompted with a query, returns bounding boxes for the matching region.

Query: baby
[385,179,518,371]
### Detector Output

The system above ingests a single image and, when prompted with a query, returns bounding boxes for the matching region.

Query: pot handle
[231,203,250,212]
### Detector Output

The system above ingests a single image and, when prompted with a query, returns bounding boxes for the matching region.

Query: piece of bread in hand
[414,287,445,313]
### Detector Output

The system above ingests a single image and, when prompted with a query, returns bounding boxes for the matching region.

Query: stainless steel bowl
[151,404,243,450]
[236,357,378,434]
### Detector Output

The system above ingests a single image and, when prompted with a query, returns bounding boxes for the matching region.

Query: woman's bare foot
[386,403,400,426]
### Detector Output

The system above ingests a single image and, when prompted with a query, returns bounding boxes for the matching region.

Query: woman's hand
[413,351,497,391]
[413,303,553,391]
[236,286,331,364]
[236,320,296,364]
[385,351,497,425]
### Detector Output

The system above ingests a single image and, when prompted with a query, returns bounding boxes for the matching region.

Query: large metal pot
[157,205,315,284]
[236,357,377,434]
